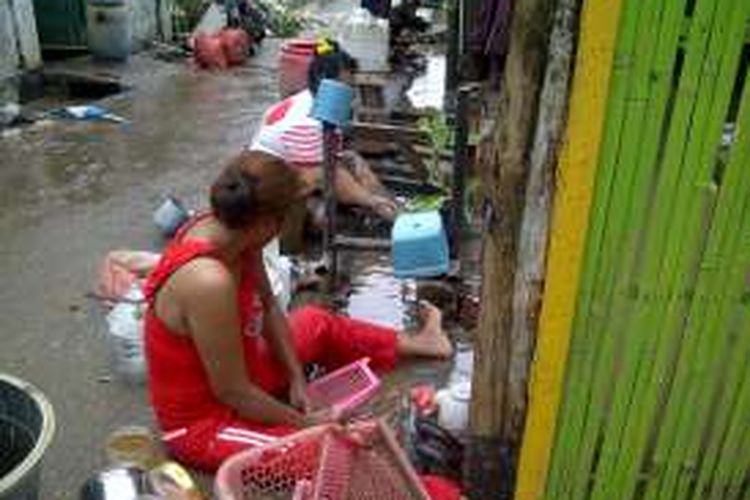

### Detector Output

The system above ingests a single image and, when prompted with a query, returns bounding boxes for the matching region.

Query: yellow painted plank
[513,0,626,498]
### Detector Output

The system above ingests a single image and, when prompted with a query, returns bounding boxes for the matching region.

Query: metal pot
[79,466,155,500]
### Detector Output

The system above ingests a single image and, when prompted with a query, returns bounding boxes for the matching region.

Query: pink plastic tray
[305,357,381,417]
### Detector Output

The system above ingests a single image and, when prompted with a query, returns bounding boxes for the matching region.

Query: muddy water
[331,250,471,430]
[341,252,416,331]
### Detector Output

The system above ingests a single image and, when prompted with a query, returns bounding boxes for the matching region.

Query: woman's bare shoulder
[171,256,235,300]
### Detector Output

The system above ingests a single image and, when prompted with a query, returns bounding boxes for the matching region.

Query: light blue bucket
[310,79,354,128]
[153,196,189,238]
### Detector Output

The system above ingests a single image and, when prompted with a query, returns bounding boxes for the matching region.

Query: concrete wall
[0,0,40,102]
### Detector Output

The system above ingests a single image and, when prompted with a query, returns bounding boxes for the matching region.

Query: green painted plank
[720,361,750,499]
[551,1,670,497]
[546,1,750,498]
[582,1,689,496]
[633,4,750,496]
[582,0,736,495]
[669,51,750,500]
[562,1,674,498]
[694,295,750,498]
[544,0,646,496]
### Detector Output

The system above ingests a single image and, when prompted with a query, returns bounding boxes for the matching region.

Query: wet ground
[0,43,284,498]
[0,14,476,498]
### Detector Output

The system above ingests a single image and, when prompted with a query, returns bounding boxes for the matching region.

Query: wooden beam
[465,0,554,496]
[333,235,391,251]
[351,122,430,144]
[513,0,625,497]
[506,0,577,474]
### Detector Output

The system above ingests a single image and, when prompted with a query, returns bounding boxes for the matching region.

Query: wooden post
[322,124,338,283]
[465,0,553,496]
[445,0,461,104]
[506,0,577,457]
[450,84,472,257]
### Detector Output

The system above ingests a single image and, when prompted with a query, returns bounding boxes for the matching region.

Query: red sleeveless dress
[143,216,397,471]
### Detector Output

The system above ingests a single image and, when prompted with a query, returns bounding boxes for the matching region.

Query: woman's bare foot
[370,195,398,221]
[397,300,454,359]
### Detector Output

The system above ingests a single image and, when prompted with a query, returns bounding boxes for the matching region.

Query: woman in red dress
[144,151,452,471]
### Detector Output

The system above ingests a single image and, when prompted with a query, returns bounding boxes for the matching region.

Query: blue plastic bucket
[310,79,354,128]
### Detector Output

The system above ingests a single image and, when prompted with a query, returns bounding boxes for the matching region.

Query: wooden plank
[332,235,391,251]
[351,122,430,144]
[512,0,626,496]
[541,0,644,496]
[593,0,747,497]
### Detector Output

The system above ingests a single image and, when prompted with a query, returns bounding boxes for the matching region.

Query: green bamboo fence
[542,0,750,497]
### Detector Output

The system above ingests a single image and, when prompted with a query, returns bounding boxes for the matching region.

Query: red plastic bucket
[278,39,316,98]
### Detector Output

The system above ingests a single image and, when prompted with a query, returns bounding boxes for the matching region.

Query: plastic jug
[435,381,471,433]
[105,285,145,383]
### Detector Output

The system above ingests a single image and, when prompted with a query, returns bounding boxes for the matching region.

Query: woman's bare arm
[256,255,309,409]
[177,257,305,426]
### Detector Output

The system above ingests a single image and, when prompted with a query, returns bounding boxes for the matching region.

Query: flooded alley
[0,45,285,497]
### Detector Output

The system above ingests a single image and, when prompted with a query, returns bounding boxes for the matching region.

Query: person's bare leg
[308,165,397,220]
[349,152,387,193]
[396,301,453,359]
[348,154,398,219]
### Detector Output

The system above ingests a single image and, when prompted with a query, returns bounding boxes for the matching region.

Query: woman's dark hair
[307,39,359,94]
[210,151,302,230]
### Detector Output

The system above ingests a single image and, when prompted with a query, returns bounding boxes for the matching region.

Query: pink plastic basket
[215,419,429,500]
[305,358,381,417]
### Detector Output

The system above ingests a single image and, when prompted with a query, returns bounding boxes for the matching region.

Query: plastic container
[215,419,428,500]
[105,426,162,469]
[0,374,55,500]
[305,358,381,417]
[153,196,189,238]
[392,210,450,278]
[278,39,316,98]
[105,285,146,383]
[262,238,292,311]
[86,0,131,61]
[79,466,154,500]
[339,8,389,72]
[310,79,354,128]
[435,381,471,433]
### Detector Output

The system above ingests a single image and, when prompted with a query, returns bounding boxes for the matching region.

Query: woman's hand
[289,377,312,413]
[302,406,340,427]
